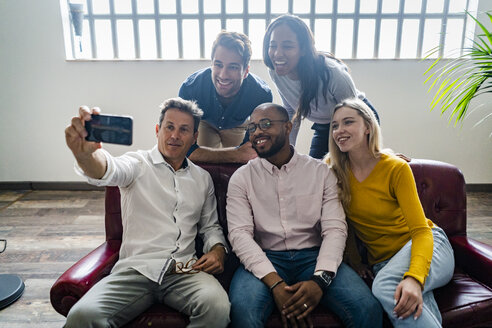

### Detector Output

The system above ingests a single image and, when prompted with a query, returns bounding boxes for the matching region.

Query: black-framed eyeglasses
[246,118,288,134]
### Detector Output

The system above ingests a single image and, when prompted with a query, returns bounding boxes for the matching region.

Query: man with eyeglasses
[64,98,230,328]
[179,31,272,164]
[226,103,383,328]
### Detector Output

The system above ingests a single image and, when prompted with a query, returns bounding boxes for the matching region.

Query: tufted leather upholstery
[50,159,492,327]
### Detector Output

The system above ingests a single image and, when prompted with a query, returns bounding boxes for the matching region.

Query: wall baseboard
[466,184,492,192]
[1,182,491,192]
[0,182,104,191]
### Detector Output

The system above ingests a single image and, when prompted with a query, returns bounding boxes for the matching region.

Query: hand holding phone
[85,114,133,145]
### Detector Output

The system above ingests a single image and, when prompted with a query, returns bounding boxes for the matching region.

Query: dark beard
[254,135,285,158]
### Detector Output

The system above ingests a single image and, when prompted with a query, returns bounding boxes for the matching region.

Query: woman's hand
[393,276,423,320]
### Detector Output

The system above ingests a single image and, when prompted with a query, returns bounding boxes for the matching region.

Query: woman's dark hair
[263,15,341,124]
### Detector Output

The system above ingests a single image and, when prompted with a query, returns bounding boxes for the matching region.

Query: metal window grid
[66,0,479,60]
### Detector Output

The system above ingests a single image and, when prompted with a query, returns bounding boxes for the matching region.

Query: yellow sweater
[348,153,434,285]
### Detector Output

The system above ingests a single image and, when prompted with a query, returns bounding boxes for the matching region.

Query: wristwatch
[311,271,333,292]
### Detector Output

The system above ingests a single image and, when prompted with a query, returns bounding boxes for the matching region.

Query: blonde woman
[325,98,454,327]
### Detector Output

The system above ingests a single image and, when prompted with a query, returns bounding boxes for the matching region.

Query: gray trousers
[65,268,230,328]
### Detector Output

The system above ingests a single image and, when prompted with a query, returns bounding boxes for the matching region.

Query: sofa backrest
[408,159,466,237]
[103,158,467,244]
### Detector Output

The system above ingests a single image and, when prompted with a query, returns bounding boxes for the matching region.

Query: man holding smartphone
[179,30,272,164]
[64,98,230,328]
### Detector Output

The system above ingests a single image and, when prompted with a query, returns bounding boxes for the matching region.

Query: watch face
[320,271,332,285]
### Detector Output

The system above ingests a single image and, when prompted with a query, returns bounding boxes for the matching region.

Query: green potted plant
[424,11,492,129]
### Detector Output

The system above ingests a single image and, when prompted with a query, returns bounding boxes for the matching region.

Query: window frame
[63,0,480,60]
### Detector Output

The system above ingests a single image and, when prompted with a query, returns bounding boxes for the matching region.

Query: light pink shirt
[227,149,347,279]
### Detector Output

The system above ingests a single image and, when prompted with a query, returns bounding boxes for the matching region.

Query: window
[61,0,480,60]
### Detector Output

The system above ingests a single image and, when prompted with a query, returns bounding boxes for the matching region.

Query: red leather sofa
[50,159,492,327]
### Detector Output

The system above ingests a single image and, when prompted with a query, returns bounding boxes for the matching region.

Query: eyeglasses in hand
[174,258,200,274]
[246,118,288,134]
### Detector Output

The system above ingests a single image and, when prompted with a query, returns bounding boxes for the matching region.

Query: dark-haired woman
[263,14,379,159]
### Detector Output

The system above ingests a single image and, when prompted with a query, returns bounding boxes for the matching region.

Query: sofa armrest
[50,239,121,316]
[450,236,492,287]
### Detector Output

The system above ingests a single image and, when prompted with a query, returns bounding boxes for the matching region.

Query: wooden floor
[0,189,490,327]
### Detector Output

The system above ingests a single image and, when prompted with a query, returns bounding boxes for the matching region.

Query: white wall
[1,0,491,183]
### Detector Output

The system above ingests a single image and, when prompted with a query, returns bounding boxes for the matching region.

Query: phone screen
[85,114,133,145]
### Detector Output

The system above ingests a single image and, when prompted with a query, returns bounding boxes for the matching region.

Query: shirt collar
[259,146,299,174]
[150,145,189,171]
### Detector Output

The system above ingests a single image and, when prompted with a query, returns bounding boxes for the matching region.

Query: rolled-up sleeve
[74,149,140,187]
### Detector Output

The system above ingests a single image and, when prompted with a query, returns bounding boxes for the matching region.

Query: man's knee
[194,284,230,325]
[65,302,108,328]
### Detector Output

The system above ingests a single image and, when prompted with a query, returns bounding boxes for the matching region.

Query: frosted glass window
[182,0,198,14]
[137,0,154,14]
[226,0,242,14]
[379,19,397,58]
[314,19,332,53]
[427,0,444,13]
[293,0,310,14]
[358,20,375,59]
[92,0,110,14]
[448,0,468,13]
[159,0,176,14]
[139,20,157,59]
[382,0,399,13]
[272,0,288,13]
[249,1,265,14]
[336,19,353,58]
[204,0,221,14]
[62,0,480,60]
[116,20,134,59]
[226,19,243,33]
[422,19,442,58]
[400,19,419,58]
[315,0,332,13]
[182,20,200,58]
[160,20,178,59]
[114,0,131,14]
[77,20,92,59]
[404,0,422,13]
[94,20,113,59]
[444,19,464,57]
[338,0,355,14]
[249,19,266,59]
[360,0,377,13]
[205,20,222,58]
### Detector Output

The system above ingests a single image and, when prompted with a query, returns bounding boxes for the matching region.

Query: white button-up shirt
[76,145,227,283]
[227,149,347,279]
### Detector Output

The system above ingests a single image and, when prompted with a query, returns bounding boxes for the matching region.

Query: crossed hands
[272,280,323,328]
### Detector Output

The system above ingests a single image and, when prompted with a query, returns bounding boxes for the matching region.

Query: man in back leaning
[226,103,383,327]
[64,97,230,327]
[179,30,272,163]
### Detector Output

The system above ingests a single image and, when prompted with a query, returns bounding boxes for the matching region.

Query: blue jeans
[229,247,383,328]
[309,98,380,159]
[371,227,454,327]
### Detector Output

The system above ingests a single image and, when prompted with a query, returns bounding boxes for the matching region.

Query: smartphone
[85,114,133,145]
